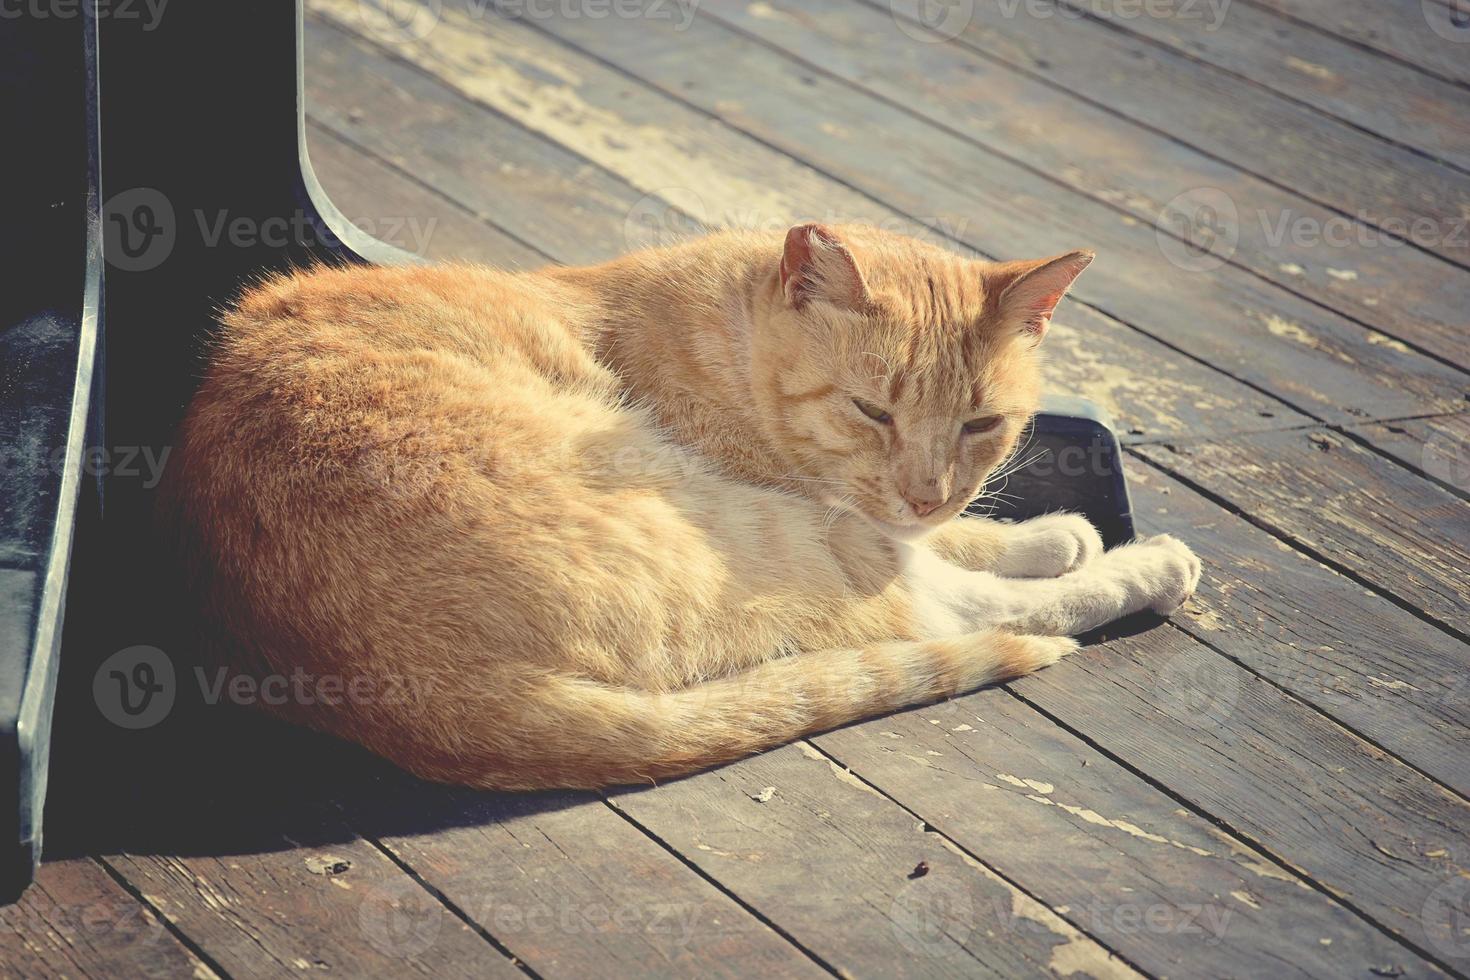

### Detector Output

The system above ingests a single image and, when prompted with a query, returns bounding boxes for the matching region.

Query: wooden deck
[6,1,1468,976]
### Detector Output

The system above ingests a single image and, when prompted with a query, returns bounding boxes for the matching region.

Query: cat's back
[161,262,618,544]
[217,262,598,388]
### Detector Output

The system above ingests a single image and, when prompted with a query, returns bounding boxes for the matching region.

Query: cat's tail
[405,630,1074,790]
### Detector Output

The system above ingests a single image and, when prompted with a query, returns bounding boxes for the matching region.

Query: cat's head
[752,223,1092,541]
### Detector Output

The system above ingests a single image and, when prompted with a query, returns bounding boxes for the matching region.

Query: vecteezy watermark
[890,0,1230,43]
[1156,187,1239,273]
[1421,425,1469,493]
[1066,899,1233,946]
[0,0,169,30]
[891,0,977,42]
[94,646,177,731]
[621,188,972,253]
[478,897,706,944]
[997,0,1231,28]
[890,874,1234,958]
[1151,649,1241,730]
[352,429,710,502]
[356,0,443,42]
[1156,186,1470,271]
[1422,876,1470,961]
[488,0,700,30]
[0,444,171,489]
[92,646,436,730]
[890,874,976,957]
[359,879,445,958]
[352,0,699,44]
[1,890,169,948]
[102,187,439,272]
[358,884,707,959]
[1424,0,1470,43]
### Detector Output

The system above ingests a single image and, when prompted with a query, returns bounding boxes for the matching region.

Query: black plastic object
[971,395,1137,548]
[0,0,1136,901]
[0,0,400,902]
[0,3,104,901]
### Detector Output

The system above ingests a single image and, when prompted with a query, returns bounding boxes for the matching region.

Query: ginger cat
[158,224,1200,789]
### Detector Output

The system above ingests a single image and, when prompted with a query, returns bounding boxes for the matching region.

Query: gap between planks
[874,0,1470,274]
[1231,0,1470,93]
[1002,685,1468,978]
[719,0,1470,370]
[1126,447,1470,645]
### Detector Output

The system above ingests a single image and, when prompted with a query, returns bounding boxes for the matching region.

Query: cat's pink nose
[903,490,946,518]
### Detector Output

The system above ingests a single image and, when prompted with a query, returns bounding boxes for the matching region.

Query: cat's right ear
[779,224,870,311]
[989,249,1094,343]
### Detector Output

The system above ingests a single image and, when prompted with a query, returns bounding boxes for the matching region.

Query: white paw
[1116,534,1202,615]
[996,513,1104,578]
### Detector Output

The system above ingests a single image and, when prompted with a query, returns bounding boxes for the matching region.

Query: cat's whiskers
[820,494,857,534]
[778,473,846,487]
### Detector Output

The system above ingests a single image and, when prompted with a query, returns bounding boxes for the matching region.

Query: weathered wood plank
[307,121,549,269]
[1134,428,1470,632]
[1243,0,1470,88]
[105,796,523,979]
[0,858,216,979]
[814,693,1450,979]
[305,10,1311,442]
[336,775,830,978]
[880,0,1470,269]
[1014,621,1470,969]
[608,742,1141,978]
[706,0,1470,367]
[337,0,1470,421]
[306,19,642,264]
[1125,457,1470,793]
[1078,0,1470,171]
[1350,414,1470,499]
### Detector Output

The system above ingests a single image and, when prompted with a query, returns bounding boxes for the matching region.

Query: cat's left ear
[990,250,1094,342]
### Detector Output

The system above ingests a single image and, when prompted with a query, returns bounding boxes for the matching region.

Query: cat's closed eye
[852,398,893,425]
[963,415,1003,435]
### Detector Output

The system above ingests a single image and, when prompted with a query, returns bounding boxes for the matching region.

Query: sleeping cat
[158,223,1200,789]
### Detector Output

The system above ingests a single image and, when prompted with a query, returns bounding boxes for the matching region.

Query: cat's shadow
[40,692,590,861]
[40,612,1168,863]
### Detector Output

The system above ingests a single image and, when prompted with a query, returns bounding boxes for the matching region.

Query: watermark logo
[1424,0,1470,42]
[93,645,176,730]
[892,0,976,42]
[359,879,444,957]
[623,189,708,250]
[1421,427,1469,493]
[1423,876,1470,960]
[356,0,444,42]
[103,188,177,273]
[1157,187,1238,272]
[1152,651,1240,730]
[890,875,975,957]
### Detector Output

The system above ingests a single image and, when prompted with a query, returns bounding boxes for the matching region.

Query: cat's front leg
[1001,534,1202,635]
[926,513,1103,578]
[904,534,1200,637]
